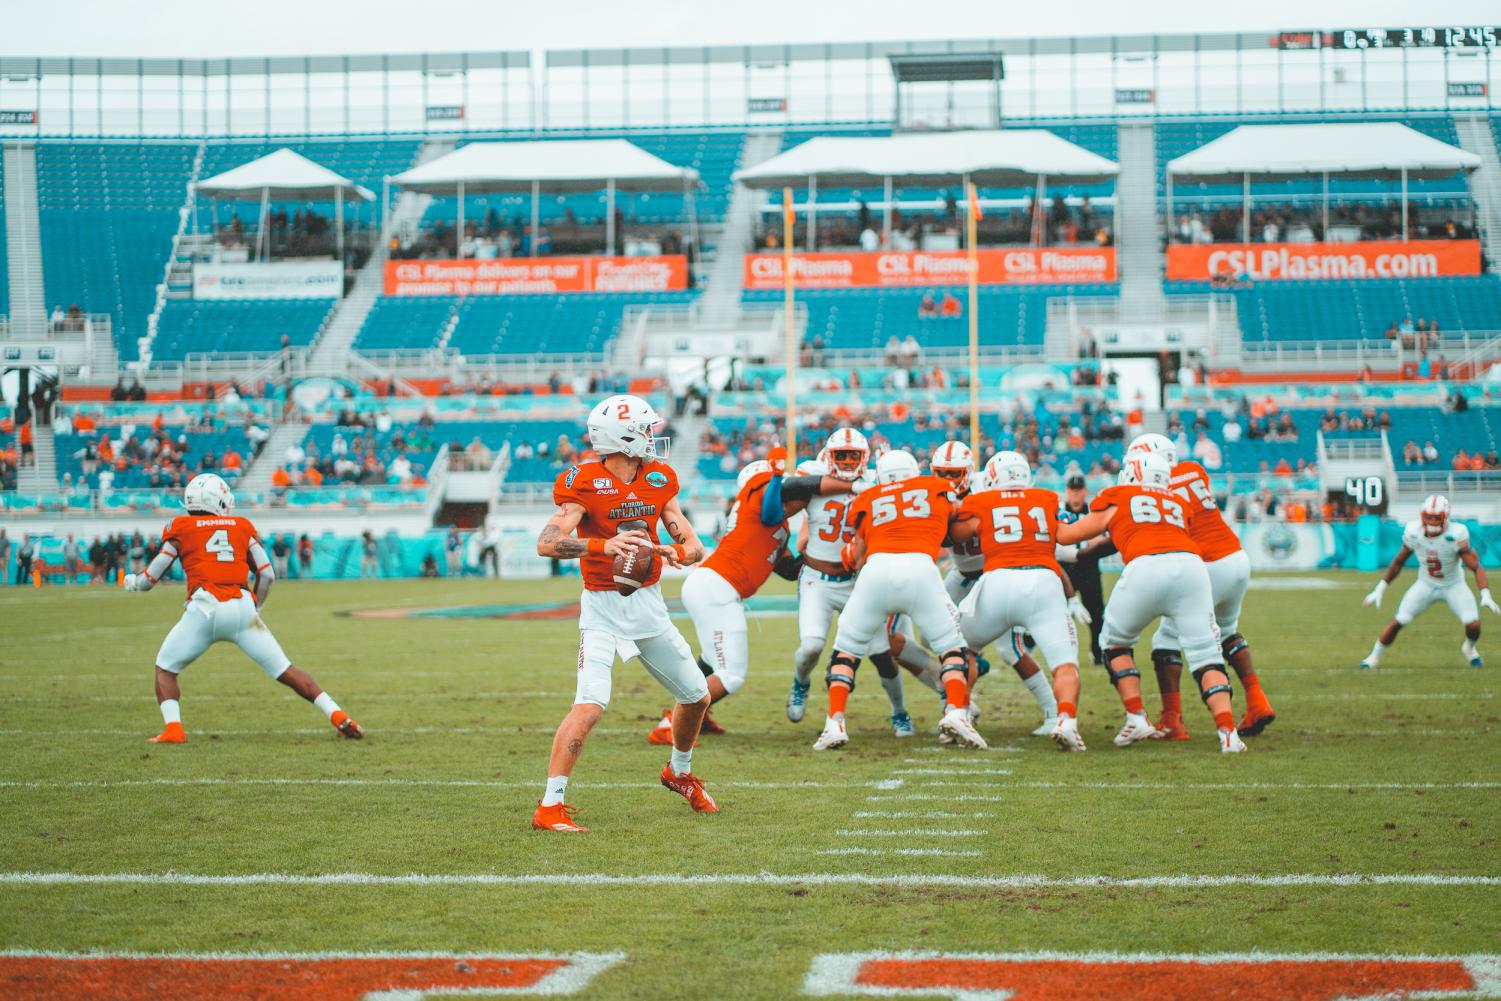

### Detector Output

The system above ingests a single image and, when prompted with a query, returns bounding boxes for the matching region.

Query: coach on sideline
[1057,470,1115,666]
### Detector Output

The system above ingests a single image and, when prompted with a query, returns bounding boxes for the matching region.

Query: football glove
[1363,580,1387,608]
[1067,593,1091,625]
[1482,588,1500,615]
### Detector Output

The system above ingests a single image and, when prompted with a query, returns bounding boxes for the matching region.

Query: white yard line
[851,812,993,819]
[815,848,986,858]
[0,777,893,792]
[2,871,1496,889]
[833,829,985,837]
[893,767,1013,776]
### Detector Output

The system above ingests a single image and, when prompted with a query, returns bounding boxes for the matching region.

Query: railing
[820,344,1046,367]
[178,349,308,386]
[1238,332,1501,371]
[1395,469,1501,496]
[0,484,429,514]
[1319,432,1388,463]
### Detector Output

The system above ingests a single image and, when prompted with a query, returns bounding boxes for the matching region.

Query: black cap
[1065,472,1087,489]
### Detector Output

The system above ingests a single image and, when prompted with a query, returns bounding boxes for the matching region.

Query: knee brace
[826,651,859,691]
[938,648,968,679]
[1191,664,1233,703]
[1220,633,1249,660]
[1151,649,1183,670]
[1103,647,1139,688]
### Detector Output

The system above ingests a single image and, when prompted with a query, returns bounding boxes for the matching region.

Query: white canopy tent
[194,148,374,262]
[390,139,702,257]
[1165,123,1481,241]
[735,129,1119,248]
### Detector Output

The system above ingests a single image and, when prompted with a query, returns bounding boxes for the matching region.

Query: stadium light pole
[456,181,466,259]
[966,177,980,457]
[1400,167,1409,242]
[783,186,797,466]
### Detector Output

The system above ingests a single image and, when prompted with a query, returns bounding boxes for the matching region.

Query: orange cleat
[1238,703,1277,737]
[148,722,187,744]
[331,711,364,739]
[698,711,726,736]
[647,710,675,745]
[531,801,589,833]
[1150,710,1190,741]
[660,765,719,813]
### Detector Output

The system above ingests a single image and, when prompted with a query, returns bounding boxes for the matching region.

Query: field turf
[1,572,1498,999]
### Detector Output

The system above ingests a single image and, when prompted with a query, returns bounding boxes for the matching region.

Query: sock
[880,674,906,715]
[1057,700,1077,719]
[915,665,943,693]
[1160,691,1183,716]
[1368,640,1387,661]
[942,674,968,711]
[793,646,819,685]
[827,680,850,719]
[670,747,693,776]
[896,643,939,676]
[1124,695,1145,715]
[313,692,341,721]
[1214,710,1235,731]
[1023,671,1058,718]
[159,699,181,726]
[1241,674,1269,709]
[541,775,568,807]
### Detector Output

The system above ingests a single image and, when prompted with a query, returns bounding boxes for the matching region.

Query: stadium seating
[292,418,584,484]
[355,290,697,356]
[35,143,198,359]
[0,150,7,317]
[54,424,254,489]
[742,284,1118,350]
[200,138,422,225]
[150,299,335,361]
[1167,276,1501,342]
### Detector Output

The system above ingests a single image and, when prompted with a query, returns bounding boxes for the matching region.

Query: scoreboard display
[1340,475,1389,515]
[1276,27,1499,49]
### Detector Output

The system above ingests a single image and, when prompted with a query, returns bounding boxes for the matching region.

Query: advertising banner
[192,261,342,300]
[742,248,1116,289]
[1165,240,1481,281]
[384,255,688,296]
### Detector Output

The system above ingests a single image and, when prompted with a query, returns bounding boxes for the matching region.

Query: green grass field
[1,571,1498,999]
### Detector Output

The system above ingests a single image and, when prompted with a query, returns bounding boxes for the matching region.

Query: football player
[532,395,716,833]
[1056,451,1246,753]
[812,449,985,751]
[949,451,1081,748]
[1127,433,1276,740]
[1360,494,1499,669]
[787,429,922,737]
[649,456,858,741]
[123,473,363,744]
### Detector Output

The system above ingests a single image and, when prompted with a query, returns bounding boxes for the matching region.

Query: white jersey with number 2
[1402,520,1470,587]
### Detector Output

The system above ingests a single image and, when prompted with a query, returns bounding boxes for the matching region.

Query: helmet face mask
[183,473,234,516]
[930,441,974,493]
[1420,495,1450,536]
[587,395,669,460]
[823,428,870,482]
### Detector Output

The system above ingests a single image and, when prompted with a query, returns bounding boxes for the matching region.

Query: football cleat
[698,711,726,736]
[1219,727,1248,753]
[1051,716,1086,752]
[148,722,187,744]
[1113,712,1156,748]
[890,711,915,738]
[813,717,849,751]
[531,801,589,833]
[1032,715,1061,737]
[1238,706,1277,738]
[647,710,675,745]
[938,707,988,750]
[967,697,982,722]
[1463,641,1483,669]
[786,680,810,722]
[1358,657,1377,670]
[331,711,363,739]
[660,765,720,812]
[1150,710,1190,741]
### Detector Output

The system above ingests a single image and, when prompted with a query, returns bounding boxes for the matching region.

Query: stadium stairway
[18,422,58,492]
[1114,122,1165,315]
[2,141,47,337]
[305,140,444,377]
[1454,114,1501,275]
[667,407,708,483]
[234,421,307,495]
[698,130,781,328]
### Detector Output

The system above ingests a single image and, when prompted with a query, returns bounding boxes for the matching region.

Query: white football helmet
[737,459,773,493]
[183,472,234,515]
[875,449,920,485]
[1126,432,1178,468]
[1122,451,1172,489]
[1420,494,1450,536]
[797,457,824,476]
[586,395,669,460]
[823,427,870,481]
[983,450,1032,491]
[930,440,975,493]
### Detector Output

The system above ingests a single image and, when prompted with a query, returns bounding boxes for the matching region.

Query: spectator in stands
[446,526,464,577]
[1222,415,1243,443]
[298,534,314,577]
[271,534,291,579]
[1452,450,1471,471]
[50,306,64,332]
[1403,440,1424,465]
[900,335,922,367]
[18,420,33,468]
[465,437,491,470]
[361,531,379,580]
[1418,351,1433,379]
[1192,431,1223,471]
[15,534,34,586]
[918,292,938,318]
[884,335,902,365]
[860,226,880,252]
[128,532,147,574]
[1486,451,1501,471]
[285,439,306,468]
[939,291,962,318]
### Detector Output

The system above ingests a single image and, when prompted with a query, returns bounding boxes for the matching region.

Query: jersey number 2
[205,529,236,563]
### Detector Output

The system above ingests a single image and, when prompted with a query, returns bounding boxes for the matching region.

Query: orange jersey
[1168,460,1242,562]
[1090,484,1199,564]
[162,514,261,601]
[959,486,1063,574]
[554,459,679,592]
[847,475,957,561]
[703,470,790,598]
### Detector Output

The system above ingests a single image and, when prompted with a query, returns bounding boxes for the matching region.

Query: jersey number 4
[1129,494,1187,528]
[205,529,237,563]
[870,489,931,525]
[990,505,1050,543]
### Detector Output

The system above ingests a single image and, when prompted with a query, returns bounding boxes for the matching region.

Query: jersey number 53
[870,489,931,524]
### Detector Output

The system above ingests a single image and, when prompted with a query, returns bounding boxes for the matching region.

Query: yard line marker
[833,829,985,837]
[0,777,897,792]
[874,778,905,791]
[912,781,1501,792]
[894,768,1013,776]
[867,794,1009,802]
[851,812,992,819]
[815,848,985,858]
[4,871,1495,889]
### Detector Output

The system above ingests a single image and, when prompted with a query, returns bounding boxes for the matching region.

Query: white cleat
[1051,716,1087,752]
[938,707,988,750]
[1219,727,1248,753]
[967,697,982,722]
[812,717,849,751]
[1113,712,1156,748]
[1033,715,1061,737]
[1463,641,1483,669]
[1358,657,1377,671]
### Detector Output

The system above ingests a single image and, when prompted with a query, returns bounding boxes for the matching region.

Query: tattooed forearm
[664,515,689,543]
[538,520,589,559]
[555,538,587,557]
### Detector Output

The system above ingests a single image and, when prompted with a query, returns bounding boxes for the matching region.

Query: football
[612,519,657,595]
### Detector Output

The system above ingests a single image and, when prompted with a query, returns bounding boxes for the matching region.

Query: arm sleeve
[759,475,786,526]
[248,538,275,606]
[137,542,179,591]
[777,475,826,506]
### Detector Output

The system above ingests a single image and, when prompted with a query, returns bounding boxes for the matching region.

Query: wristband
[586,538,606,555]
[672,544,688,562]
